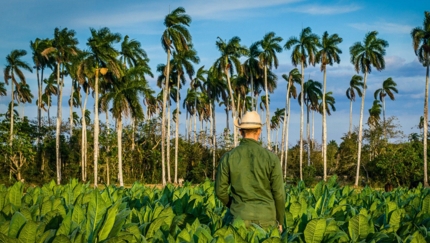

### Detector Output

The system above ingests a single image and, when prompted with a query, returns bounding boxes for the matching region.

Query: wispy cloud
[349,22,413,34]
[288,4,362,15]
[74,0,302,27]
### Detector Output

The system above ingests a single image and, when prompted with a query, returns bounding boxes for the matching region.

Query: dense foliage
[0,178,429,242]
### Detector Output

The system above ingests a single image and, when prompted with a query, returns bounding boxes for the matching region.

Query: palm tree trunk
[225,69,238,146]
[80,87,89,182]
[161,50,170,186]
[69,81,74,136]
[36,68,41,146]
[9,80,14,147]
[355,71,368,187]
[322,68,327,181]
[167,101,171,183]
[264,66,271,149]
[94,69,100,188]
[174,75,180,184]
[299,62,305,181]
[382,97,387,140]
[117,117,124,187]
[251,74,255,110]
[307,105,311,167]
[424,65,429,187]
[132,118,135,151]
[106,111,110,185]
[280,83,289,170]
[211,102,217,180]
[349,100,353,135]
[56,63,62,185]
[284,93,292,178]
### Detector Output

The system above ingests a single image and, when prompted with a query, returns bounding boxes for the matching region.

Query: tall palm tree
[316,31,342,181]
[3,49,32,148]
[299,79,322,167]
[161,7,192,186]
[346,75,364,134]
[243,42,262,109]
[411,11,430,187]
[86,27,122,187]
[374,77,398,137]
[100,67,146,187]
[30,38,53,145]
[212,36,249,146]
[284,27,319,180]
[204,68,227,179]
[43,75,58,127]
[367,100,382,127]
[271,108,285,153]
[258,32,283,149]
[281,69,300,177]
[0,82,6,96]
[14,82,33,116]
[120,35,150,151]
[350,31,388,187]
[171,47,199,184]
[42,27,79,185]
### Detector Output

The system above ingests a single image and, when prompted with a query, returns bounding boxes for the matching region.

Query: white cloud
[288,4,362,15]
[349,22,413,34]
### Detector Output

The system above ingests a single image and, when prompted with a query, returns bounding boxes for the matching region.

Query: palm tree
[100,67,146,187]
[0,82,6,96]
[350,31,388,187]
[30,38,53,145]
[3,49,32,148]
[299,79,322,167]
[374,77,398,137]
[43,75,58,127]
[284,27,319,180]
[14,82,33,116]
[204,68,227,179]
[258,32,283,149]
[161,6,192,186]
[86,27,122,187]
[319,91,336,116]
[316,31,342,181]
[411,11,430,187]
[280,69,300,177]
[212,36,249,147]
[271,108,285,153]
[346,75,364,134]
[368,100,382,127]
[243,42,262,109]
[120,35,150,151]
[171,47,199,184]
[42,27,79,185]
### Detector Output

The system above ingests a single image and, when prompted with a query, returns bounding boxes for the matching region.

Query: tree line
[1,9,429,187]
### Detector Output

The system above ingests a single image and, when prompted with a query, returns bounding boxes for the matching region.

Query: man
[215,111,285,232]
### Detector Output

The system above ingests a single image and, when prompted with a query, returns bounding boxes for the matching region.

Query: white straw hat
[234,111,263,129]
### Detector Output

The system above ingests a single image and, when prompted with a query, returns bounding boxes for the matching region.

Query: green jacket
[215,138,285,224]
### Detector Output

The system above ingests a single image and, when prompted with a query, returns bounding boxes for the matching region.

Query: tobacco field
[0,178,429,242]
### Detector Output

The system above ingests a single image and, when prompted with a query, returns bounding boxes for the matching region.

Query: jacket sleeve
[270,156,285,225]
[215,154,231,207]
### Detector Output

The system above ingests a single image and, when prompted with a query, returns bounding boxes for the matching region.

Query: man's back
[215,138,285,223]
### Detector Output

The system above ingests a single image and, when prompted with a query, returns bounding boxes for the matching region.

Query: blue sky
[0,0,429,145]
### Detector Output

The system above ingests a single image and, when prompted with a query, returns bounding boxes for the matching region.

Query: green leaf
[98,201,120,241]
[408,231,427,243]
[17,220,38,243]
[52,234,72,243]
[304,218,326,243]
[8,182,23,209]
[348,214,370,241]
[107,208,130,239]
[8,212,27,238]
[177,228,192,242]
[57,211,72,236]
[146,216,167,239]
[86,190,107,243]
[71,205,85,228]
[422,195,430,215]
